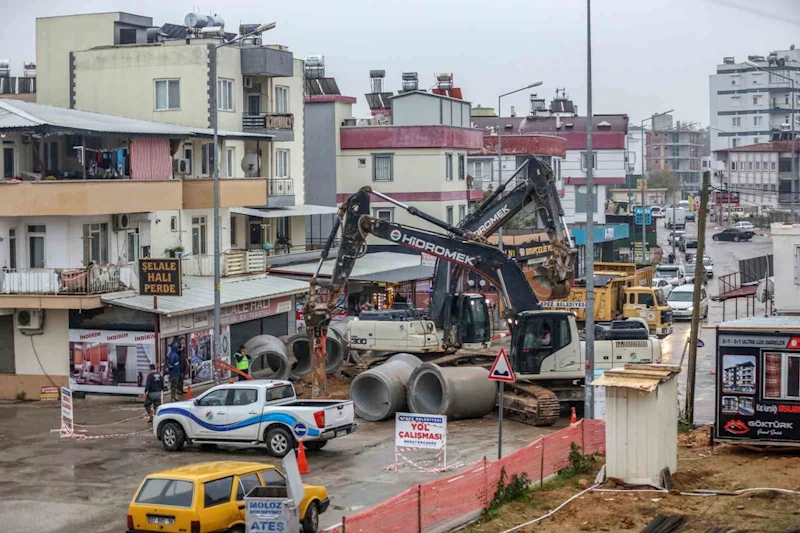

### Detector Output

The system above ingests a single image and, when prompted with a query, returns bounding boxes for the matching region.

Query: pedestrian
[143,363,164,423]
[167,341,182,400]
[177,336,188,393]
[234,345,251,381]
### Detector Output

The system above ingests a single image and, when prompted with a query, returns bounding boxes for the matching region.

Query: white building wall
[726,152,780,209]
[13,309,70,377]
[272,58,306,205]
[772,223,800,314]
[626,129,644,176]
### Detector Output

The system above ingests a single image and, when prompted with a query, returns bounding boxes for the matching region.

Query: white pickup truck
[154,380,357,457]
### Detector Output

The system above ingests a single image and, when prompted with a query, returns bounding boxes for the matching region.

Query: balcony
[242,113,295,142]
[181,246,320,277]
[182,178,267,209]
[267,178,295,207]
[241,46,293,77]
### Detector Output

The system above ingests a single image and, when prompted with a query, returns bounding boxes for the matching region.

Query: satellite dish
[756,276,774,303]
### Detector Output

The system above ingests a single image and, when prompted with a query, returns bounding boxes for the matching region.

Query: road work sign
[395,413,447,450]
[60,387,74,436]
[489,348,516,383]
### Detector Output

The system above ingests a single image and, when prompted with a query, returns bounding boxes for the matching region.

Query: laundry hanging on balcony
[130,138,172,180]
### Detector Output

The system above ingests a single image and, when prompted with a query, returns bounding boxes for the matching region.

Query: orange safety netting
[337,419,606,533]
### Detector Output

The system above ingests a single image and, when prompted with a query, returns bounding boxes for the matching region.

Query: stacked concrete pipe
[243,335,291,381]
[286,327,346,380]
[349,353,423,421]
[406,363,497,420]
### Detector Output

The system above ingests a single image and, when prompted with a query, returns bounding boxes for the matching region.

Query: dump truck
[538,262,673,338]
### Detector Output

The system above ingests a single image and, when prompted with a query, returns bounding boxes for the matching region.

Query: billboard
[68,329,156,395]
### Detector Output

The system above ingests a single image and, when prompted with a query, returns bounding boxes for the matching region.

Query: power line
[701,0,800,27]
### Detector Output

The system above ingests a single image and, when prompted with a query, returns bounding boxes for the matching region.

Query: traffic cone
[185,383,192,400]
[297,441,311,475]
[570,407,578,424]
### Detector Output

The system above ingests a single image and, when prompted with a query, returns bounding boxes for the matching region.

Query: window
[772,162,777,171]
[265,385,295,402]
[275,86,289,114]
[126,230,139,263]
[8,228,16,270]
[458,154,465,180]
[637,293,655,307]
[231,388,258,406]
[755,161,761,170]
[445,153,453,181]
[275,149,290,178]
[748,162,753,171]
[764,352,800,400]
[446,206,454,225]
[155,79,180,110]
[373,154,393,181]
[170,216,178,231]
[373,208,393,222]
[276,217,290,244]
[730,96,741,107]
[731,161,736,171]
[135,479,194,508]
[183,143,193,175]
[515,314,573,374]
[468,159,493,181]
[358,158,366,168]
[730,75,740,86]
[236,473,262,501]
[3,143,15,178]
[226,147,235,178]
[201,143,215,176]
[732,116,742,127]
[247,93,261,114]
[259,469,286,487]
[197,389,228,406]
[753,95,763,106]
[580,151,597,170]
[458,205,466,222]
[27,225,45,268]
[576,185,598,213]
[230,215,237,247]
[753,116,763,127]
[203,477,233,508]
[753,137,760,144]
[732,138,740,148]
[192,216,207,255]
[217,79,234,111]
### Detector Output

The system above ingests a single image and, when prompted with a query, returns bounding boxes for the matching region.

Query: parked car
[651,205,664,218]
[685,210,696,222]
[703,256,714,278]
[680,238,698,253]
[155,381,357,456]
[667,284,710,320]
[652,278,674,300]
[667,230,686,246]
[712,227,755,242]
[127,461,329,533]
[654,264,686,287]
[732,221,755,231]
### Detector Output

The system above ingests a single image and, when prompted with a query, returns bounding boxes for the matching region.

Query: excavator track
[502,383,561,427]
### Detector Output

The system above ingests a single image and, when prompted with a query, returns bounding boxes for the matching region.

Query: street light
[211,22,276,378]
[640,109,673,264]
[745,60,796,221]
[496,81,543,254]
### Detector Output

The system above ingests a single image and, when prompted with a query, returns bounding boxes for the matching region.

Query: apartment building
[714,139,799,211]
[645,115,704,194]
[709,47,800,154]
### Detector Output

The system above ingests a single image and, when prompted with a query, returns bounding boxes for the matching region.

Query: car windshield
[685,265,696,275]
[669,292,694,303]
[135,479,194,508]
[656,267,678,277]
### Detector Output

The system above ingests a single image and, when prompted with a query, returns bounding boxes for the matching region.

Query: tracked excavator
[304,156,660,425]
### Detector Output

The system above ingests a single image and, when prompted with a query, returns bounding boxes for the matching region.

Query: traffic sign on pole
[488,348,516,383]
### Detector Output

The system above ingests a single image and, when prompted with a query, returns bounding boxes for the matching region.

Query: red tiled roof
[714,140,800,153]
[472,114,629,135]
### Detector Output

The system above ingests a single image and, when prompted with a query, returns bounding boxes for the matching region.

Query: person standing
[234,346,251,381]
[143,363,164,423]
[167,342,182,401]
[177,336,188,393]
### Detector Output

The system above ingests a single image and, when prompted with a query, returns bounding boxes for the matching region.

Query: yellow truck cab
[540,262,673,338]
[127,461,329,533]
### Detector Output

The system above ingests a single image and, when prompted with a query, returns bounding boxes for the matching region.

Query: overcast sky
[3,0,798,125]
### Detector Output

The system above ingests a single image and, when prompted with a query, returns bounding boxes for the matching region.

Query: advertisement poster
[395,413,447,450]
[163,326,231,384]
[69,329,156,394]
[716,333,800,443]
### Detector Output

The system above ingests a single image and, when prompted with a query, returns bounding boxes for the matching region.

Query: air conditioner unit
[16,309,43,331]
[244,76,253,89]
[113,213,133,231]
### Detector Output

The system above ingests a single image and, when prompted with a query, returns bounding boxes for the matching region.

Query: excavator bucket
[526,267,572,301]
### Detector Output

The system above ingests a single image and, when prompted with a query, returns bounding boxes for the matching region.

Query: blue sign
[570,224,630,246]
[633,207,652,226]
[250,520,287,532]
[293,422,308,437]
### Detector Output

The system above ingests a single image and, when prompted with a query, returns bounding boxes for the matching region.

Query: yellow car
[127,461,329,533]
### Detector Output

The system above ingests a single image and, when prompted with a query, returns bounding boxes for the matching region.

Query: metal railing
[268,178,294,196]
[181,246,319,277]
[242,113,294,130]
[0,264,127,295]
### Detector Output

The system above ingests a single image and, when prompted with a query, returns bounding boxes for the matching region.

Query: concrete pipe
[350,353,423,421]
[286,328,345,380]
[243,335,291,381]
[406,363,497,420]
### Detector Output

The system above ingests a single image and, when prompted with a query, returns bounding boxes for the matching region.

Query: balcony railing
[181,246,322,277]
[268,178,294,196]
[0,264,134,295]
[242,113,294,131]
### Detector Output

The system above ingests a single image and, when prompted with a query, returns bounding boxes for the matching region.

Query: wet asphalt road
[655,216,773,424]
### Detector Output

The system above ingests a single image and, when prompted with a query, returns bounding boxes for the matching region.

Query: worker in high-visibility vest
[234,346,251,381]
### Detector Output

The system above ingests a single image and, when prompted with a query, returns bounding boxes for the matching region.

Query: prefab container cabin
[714,317,800,447]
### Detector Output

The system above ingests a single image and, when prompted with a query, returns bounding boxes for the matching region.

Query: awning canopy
[232,205,338,219]
[353,265,434,283]
[102,275,308,316]
[268,252,427,281]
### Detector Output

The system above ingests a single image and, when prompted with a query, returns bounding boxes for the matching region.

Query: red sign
[488,348,516,383]
[220,296,292,326]
[40,386,60,402]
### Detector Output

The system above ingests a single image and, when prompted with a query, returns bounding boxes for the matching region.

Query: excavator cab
[449,293,491,348]
[509,311,581,377]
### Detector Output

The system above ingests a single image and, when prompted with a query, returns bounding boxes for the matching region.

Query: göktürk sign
[395,413,447,450]
[139,258,182,296]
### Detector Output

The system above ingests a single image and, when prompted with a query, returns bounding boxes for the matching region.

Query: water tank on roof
[0,60,9,78]
[209,14,225,28]
[305,55,325,67]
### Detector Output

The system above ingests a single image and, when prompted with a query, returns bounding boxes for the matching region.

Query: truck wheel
[161,421,185,452]
[266,427,294,458]
[304,440,328,451]
[302,502,319,533]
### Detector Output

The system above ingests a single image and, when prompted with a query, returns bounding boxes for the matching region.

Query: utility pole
[685,170,710,424]
[584,0,595,419]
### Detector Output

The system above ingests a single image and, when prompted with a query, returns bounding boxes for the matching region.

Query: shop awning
[232,205,339,219]
[268,252,426,280]
[102,274,308,316]
[353,265,434,283]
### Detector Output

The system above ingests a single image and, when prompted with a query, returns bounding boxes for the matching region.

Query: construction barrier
[326,419,606,533]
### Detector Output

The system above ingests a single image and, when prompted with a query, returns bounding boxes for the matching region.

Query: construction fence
[326,419,606,533]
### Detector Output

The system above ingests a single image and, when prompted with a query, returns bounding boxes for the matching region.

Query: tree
[646,170,680,194]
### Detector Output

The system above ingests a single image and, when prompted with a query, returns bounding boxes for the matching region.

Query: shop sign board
[61,387,73,435]
[716,331,800,444]
[40,386,60,402]
[161,296,293,335]
[395,413,447,450]
[139,258,182,296]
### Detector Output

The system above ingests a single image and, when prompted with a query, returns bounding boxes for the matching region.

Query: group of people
[142,342,252,422]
